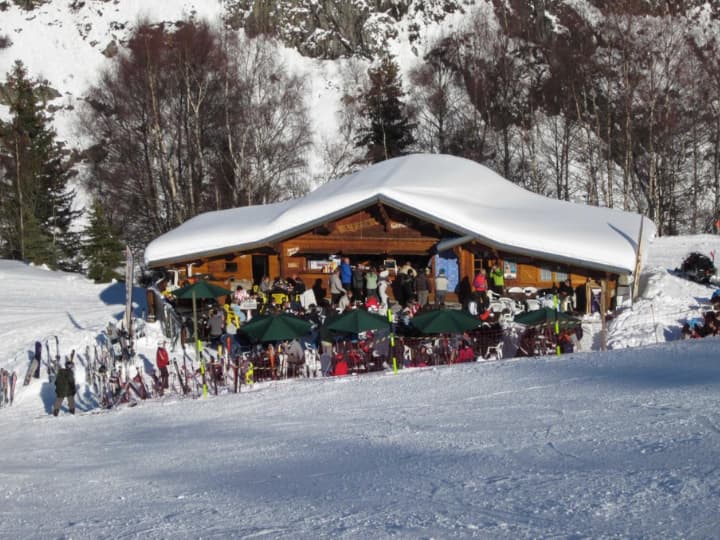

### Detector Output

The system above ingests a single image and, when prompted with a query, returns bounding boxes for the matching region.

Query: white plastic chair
[484,342,504,360]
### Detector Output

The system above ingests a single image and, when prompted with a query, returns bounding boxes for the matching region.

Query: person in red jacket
[472,269,488,293]
[155,341,170,389]
[472,268,489,311]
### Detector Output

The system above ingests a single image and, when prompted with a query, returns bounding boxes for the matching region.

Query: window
[555,270,568,282]
[503,260,517,279]
[473,255,484,276]
[225,262,238,273]
[540,267,553,281]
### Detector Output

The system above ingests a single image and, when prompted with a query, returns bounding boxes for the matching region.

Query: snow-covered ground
[1,235,720,539]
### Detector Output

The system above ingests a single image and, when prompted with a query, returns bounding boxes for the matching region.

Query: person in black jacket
[52,359,76,416]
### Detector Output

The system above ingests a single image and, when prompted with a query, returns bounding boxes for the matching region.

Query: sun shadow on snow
[98,281,148,315]
[608,221,639,252]
[137,353,158,378]
[39,381,56,414]
[66,311,86,330]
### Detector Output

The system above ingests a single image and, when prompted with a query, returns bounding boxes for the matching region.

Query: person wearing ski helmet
[52,358,76,416]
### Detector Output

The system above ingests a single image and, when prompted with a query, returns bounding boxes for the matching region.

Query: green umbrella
[410,308,480,334]
[513,307,581,329]
[172,280,232,300]
[240,312,312,342]
[326,309,390,334]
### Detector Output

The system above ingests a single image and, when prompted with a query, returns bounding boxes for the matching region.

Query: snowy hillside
[1,235,720,538]
[0,1,227,144]
[0,0,458,158]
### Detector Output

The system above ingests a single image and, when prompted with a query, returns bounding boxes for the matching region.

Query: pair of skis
[0,369,17,407]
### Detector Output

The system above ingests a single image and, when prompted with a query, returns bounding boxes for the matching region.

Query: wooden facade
[163,202,618,312]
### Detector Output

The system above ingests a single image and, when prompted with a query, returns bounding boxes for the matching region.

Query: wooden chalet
[144,154,653,312]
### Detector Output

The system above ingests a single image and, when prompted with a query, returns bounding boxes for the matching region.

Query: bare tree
[216,34,312,206]
[80,19,311,248]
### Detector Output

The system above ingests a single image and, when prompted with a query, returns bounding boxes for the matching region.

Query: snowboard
[23,342,42,386]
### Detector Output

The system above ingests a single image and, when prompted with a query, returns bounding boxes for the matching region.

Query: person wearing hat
[52,358,77,416]
[156,341,170,389]
[435,268,449,307]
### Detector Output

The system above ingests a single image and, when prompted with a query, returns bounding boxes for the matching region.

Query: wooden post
[600,277,607,352]
[632,216,645,301]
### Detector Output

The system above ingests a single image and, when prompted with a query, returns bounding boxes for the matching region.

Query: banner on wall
[434,250,460,293]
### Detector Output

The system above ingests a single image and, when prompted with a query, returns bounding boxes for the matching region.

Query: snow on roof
[144,154,655,274]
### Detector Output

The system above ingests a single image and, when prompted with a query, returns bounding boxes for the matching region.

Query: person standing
[352,266,365,301]
[207,308,225,348]
[558,279,574,312]
[435,269,449,306]
[489,264,505,295]
[339,257,353,292]
[378,270,390,311]
[156,341,170,389]
[415,268,431,307]
[365,267,378,299]
[397,261,417,306]
[52,359,76,416]
[473,268,488,294]
[329,268,346,306]
[472,268,489,310]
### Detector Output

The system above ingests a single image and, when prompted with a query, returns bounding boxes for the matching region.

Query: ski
[9,371,17,405]
[0,369,8,407]
[147,367,164,397]
[132,367,150,399]
[49,335,60,383]
[173,359,189,395]
[23,341,42,386]
[45,339,52,381]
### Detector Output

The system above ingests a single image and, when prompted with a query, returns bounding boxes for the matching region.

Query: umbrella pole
[388,307,397,373]
[193,290,207,398]
[554,294,561,356]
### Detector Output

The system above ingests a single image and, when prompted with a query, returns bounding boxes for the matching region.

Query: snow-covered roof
[144,154,655,274]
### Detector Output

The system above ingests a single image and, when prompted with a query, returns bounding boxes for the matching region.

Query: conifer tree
[0,60,80,269]
[356,55,416,163]
[82,201,124,283]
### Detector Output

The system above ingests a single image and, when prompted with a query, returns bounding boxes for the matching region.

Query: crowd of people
[161,258,515,382]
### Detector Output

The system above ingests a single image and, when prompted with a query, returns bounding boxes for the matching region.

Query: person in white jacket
[378,270,390,311]
[435,269,449,306]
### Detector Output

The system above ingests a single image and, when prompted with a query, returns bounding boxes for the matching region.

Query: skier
[155,341,170,389]
[52,359,76,416]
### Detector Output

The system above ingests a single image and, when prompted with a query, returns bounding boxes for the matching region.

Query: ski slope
[1,235,720,539]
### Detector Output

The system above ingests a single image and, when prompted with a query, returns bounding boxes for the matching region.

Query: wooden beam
[378,202,391,232]
[283,236,438,255]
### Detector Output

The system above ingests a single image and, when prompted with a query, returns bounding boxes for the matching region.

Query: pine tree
[21,211,55,265]
[356,56,416,164]
[0,60,80,269]
[82,201,124,283]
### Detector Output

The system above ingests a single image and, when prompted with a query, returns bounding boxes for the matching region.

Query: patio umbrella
[172,281,232,300]
[410,308,480,334]
[172,280,232,397]
[326,309,390,334]
[513,307,581,329]
[240,312,312,342]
